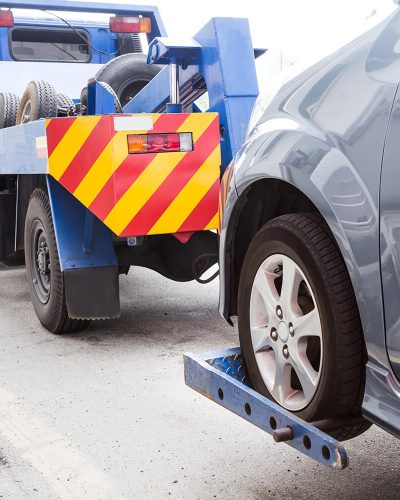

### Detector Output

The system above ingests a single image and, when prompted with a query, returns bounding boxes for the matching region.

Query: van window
[10,27,91,63]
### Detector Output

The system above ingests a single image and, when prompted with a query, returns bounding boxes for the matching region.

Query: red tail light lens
[0,10,14,28]
[128,133,193,154]
[110,16,151,33]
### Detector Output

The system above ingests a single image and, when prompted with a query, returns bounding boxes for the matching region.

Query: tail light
[0,10,14,28]
[110,16,151,33]
[128,133,193,154]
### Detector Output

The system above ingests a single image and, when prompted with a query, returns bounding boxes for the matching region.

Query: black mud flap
[64,265,120,320]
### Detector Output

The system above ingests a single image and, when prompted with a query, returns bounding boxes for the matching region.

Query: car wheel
[238,213,370,440]
[25,188,90,334]
[0,92,20,128]
[16,81,58,124]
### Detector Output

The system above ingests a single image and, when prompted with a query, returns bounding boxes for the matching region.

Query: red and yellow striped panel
[45,113,221,237]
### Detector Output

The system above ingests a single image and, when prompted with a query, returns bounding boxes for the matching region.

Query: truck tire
[56,93,75,116]
[0,92,20,128]
[81,53,163,109]
[25,188,90,334]
[238,213,370,441]
[16,81,58,124]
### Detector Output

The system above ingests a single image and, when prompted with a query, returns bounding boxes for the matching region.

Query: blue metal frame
[0,0,167,39]
[87,79,115,115]
[46,176,117,272]
[184,348,349,470]
[124,17,260,172]
[0,120,48,174]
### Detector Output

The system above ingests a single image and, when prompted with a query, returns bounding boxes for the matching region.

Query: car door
[380,86,400,380]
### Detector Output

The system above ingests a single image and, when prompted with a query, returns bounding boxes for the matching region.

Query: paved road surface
[0,265,399,499]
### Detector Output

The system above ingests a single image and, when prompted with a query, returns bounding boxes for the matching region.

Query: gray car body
[219,8,400,438]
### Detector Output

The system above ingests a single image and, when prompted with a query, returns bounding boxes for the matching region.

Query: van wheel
[16,81,58,124]
[0,92,20,128]
[238,213,371,441]
[25,188,90,334]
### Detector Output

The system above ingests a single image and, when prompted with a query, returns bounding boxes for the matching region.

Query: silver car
[219,6,400,440]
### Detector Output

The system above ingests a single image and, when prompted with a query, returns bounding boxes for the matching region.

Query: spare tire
[16,81,58,125]
[81,54,163,110]
[56,93,75,116]
[0,92,20,128]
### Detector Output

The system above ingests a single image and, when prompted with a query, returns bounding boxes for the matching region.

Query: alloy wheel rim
[249,254,323,411]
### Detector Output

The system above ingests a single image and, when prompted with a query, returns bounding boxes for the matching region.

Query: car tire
[0,92,20,128]
[81,53,163,109]
[16,81,58,124]
[25,188,90,334]
[238,213,370,440]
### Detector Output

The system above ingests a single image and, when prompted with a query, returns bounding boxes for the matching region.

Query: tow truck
[0,0,358,471]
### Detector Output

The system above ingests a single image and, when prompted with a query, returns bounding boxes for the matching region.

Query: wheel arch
[222,176,367,335]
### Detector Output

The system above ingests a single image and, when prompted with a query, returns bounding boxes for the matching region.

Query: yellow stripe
[73,115,162,207]
[104,113,217,235]
[47,116,102,180]
[149,145,220,234]
[205,212,219,230]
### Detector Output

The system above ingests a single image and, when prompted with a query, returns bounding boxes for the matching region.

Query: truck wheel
[56,93,75,116]
[238,213,370,441]
[0,92,20,128]
[81,53,163,109]
[25,188,90,334]
[16,81,58,124]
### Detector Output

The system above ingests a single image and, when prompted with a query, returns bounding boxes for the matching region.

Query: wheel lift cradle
[0,1,351,469]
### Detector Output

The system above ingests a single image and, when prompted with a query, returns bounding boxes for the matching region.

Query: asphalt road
[0,264,399,500]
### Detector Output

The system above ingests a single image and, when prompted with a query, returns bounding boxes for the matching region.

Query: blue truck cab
[0,0,166,98]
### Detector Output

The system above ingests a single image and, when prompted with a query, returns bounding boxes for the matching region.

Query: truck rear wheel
[238,213,370,441]
[16,81,58,124]
[0,92,20,128]
[25,188,89,334]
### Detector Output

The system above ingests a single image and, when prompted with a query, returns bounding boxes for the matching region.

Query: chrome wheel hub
[249,254,323,411]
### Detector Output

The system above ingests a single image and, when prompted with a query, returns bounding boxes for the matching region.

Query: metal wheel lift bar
[184,348,353,470]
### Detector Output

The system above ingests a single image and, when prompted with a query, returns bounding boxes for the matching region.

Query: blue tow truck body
[0,0,166,97]
[0,0,355,471]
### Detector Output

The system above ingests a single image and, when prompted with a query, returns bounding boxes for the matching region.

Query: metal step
[184,347,354,470]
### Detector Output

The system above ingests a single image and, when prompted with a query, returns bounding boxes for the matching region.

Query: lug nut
[276,306,283,319]
[271,328,278,341]
[282,345,289,359]
[289,323,294,336]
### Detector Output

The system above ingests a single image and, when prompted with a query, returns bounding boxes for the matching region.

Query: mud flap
[64,265,120,320]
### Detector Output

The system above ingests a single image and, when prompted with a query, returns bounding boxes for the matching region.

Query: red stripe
[46,117,76,157]
[120,117,219,237]
[59,116,113,192]
[177,178,220,232]
[89,113,190,221]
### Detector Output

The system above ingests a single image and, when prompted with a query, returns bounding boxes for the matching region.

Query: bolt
[276,306,283,319]
[282,345,289,359]
[271,328,278,342]
[289,323,294,336]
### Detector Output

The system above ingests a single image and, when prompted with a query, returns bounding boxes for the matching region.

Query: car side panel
[380,87,400,379]
[222,9,400,434]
